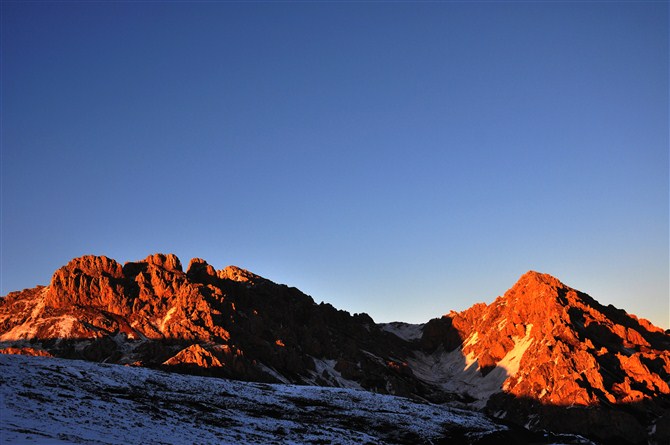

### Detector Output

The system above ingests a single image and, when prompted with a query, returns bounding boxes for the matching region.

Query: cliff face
[0,254,422,397]
[423,271,669,404]
[2,254,230,344]
[419,271,670,443]
[1,255,669,444]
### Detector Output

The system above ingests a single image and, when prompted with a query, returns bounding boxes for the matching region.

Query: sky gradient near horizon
[2,2,668,328]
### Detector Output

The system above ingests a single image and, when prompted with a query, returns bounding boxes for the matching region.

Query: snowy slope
[0,354,503,444]
[379,322,424,342]
[408,325,535,409]
[0,354,595,445]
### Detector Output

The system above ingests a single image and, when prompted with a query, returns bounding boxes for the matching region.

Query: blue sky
[2,2,668,328]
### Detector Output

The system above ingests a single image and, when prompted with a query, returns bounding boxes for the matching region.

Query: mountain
[0,254,426,396]
[417,271,670,443]
[1,254,669,444]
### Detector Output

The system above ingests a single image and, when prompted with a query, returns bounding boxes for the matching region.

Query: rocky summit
[1,254,669,445]
[417,271,670,443]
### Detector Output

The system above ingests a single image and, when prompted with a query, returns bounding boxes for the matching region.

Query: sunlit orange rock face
[480,272,667,405]
[0,253,421,394]
[25,254,229,343]
[0,347,51,357]
[421,271,670,442]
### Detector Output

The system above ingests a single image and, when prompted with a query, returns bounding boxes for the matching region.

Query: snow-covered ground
[1,354,507,444]
[379,322,424,342]
[408,326,534,409]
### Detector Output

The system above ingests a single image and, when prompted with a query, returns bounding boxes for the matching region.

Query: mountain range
[1,253,669,444]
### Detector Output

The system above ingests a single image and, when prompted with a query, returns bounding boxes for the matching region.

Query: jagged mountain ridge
[1,254,424,396]
[1,254,669,444]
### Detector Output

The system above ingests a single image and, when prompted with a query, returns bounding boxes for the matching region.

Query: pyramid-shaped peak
[514,270,567,290]
[497,270,574,312]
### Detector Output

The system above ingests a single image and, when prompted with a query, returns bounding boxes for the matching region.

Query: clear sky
[2,1,668,328]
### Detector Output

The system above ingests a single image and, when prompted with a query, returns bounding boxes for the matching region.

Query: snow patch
[160,307,178,332]
[306,358,363,390]
[463,332,479,348]
[379,322,424,341]
[257,362,291,384]
[498,323,534,384]
[408,324,534,408]
[53,315,78,339]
